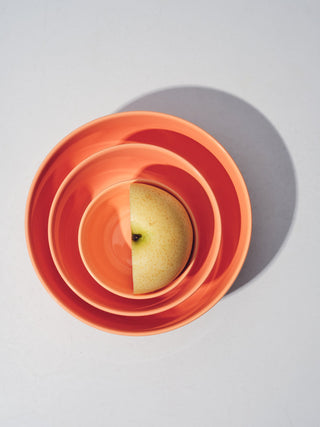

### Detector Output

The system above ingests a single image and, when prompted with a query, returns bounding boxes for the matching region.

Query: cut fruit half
[130,183,194,294]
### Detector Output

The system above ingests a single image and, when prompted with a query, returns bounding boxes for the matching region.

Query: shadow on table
[116,86,297,294]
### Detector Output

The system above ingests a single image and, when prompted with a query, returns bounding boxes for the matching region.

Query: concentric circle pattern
[48,143,221,315]
[25,111,251,335]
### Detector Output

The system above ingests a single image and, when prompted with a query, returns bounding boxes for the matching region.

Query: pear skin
[130,183,193,294]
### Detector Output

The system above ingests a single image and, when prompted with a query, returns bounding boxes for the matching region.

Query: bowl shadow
[116,86,297,293]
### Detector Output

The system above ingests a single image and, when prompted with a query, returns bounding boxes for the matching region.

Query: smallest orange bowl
[78,179,196,299]
[48,142,222,315]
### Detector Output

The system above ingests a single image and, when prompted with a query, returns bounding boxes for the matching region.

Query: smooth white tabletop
[1,1,319,426]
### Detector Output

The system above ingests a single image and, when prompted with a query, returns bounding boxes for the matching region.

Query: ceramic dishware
[26,111,251,335]
[48,143,221,315]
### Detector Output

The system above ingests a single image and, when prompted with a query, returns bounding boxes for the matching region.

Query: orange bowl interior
[79,181,133,298]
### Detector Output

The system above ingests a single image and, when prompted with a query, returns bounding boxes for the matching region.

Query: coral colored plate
[48,143,221,315]
[25,111,251,335]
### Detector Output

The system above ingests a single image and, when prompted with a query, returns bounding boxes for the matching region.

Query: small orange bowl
[78,180,196,299]
[48,143,221,315]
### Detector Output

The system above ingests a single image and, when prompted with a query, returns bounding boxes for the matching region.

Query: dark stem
[132,233,142,242]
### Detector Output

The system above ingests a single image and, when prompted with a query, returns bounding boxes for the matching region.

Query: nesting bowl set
[25,111,252,335]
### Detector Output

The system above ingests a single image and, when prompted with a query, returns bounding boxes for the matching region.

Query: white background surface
[1,1,319,426]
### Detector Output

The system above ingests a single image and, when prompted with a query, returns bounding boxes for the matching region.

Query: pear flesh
[130,183,193,294]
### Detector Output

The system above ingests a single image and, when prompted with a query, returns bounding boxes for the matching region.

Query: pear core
[130,183,193,294]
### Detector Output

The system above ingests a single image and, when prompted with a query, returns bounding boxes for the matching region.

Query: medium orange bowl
[25,111,251,335]
[48,143,221,315]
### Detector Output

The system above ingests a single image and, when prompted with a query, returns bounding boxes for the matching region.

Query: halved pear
[130,183,193,294]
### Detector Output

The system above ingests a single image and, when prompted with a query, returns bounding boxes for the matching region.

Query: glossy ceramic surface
[25,111,251,335]
[79,182,133,297]
[48,143,221,315]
